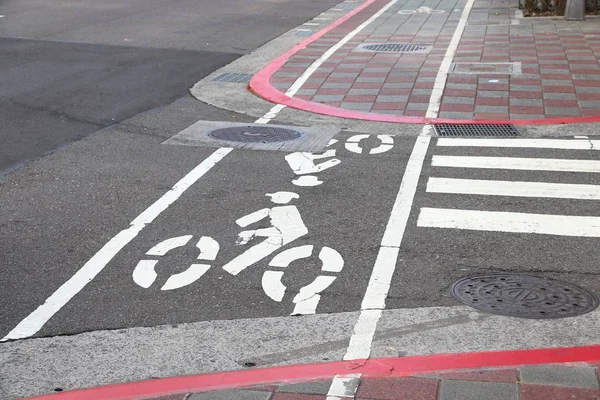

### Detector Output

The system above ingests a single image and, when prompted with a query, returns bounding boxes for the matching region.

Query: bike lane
[6,133,415,338]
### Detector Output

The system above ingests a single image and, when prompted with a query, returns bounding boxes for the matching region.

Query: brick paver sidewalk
[264,0,600,122]
[158,363,600,400]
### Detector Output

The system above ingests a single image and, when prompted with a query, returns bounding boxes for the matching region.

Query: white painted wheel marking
[196,236,219,261]
[161,264,211,291]
[146,235,193,256]
[132,260,158,289]
[269,245,314,268]
[319,247,344,273]
[292,276,337,303]
[262,271,286,301]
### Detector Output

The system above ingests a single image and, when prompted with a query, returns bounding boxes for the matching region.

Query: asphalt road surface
[1,1,600,399]
[0,0,339,174]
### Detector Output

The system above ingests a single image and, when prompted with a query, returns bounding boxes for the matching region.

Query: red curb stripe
[25,345,600,400]
[248,2,600,125]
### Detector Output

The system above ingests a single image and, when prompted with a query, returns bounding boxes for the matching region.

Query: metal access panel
[433,123,521,137]
[164,121,340,153]
[355,43,432,54]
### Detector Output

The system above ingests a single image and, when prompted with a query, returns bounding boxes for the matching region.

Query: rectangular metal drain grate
[433,124,521,137]
[212,73,253,83]
[355,43,432,54]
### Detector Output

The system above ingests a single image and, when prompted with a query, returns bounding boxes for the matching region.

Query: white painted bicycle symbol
[399,6,445,14]
[132,134,394,315]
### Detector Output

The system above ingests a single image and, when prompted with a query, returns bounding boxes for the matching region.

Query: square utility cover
[164,121,340,153]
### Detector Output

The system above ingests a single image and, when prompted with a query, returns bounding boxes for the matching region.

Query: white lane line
[326,136,431,400]
[1,148,232,341]
[437,138,600,150]
[427,177,600,200]
[432,155,600,173]
[425,0,475,119]
[328,0,474,394]
[260,0,399,124]
[418,208,600,237]
[349,137,431,355]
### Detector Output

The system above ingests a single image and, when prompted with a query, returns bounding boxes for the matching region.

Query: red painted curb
[248,2,600,126]
[25,345,600,400]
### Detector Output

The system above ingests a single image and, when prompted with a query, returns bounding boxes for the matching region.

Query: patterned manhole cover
[356,43,432,53]
[207,126,304,143]
[451,274,599,319]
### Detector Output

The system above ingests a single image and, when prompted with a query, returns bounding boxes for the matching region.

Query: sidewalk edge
[24,344,600,400]
[248,2,600,126]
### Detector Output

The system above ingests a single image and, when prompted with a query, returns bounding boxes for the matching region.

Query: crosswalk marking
[432,155,600,173]
[426,178,600,200]
[437,138,599,150]
[418,208,600,237]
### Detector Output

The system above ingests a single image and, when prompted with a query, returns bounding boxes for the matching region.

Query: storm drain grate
[212,73,253,83]
[433,123,521,137]
[451,274,599,319]
[356,43,432,54]
[207,126,305,143]
[295,29,314,37]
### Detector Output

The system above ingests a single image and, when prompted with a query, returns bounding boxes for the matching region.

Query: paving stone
[544,107,580,115]
[520,365,600,388]
[476,105,508,113]
[383,82,415,89]
[440,368,518,383]
[521,384,600,400]
[340,102,373,110]
[277,380,332,394]
[376,95,409,102]
[510,114,546,119]
[439,381,519,400]
[347,88,380,95]
[312,95,344,102]
[542,92,577,99]
[443,96,476,104]
[329,72,360,78]
[295,89,318,96]
[271,394,327,400]
[321,82,352,89]
[510,98,543,106]
[579,100,600,108]
[355,77,386,83]
[510,84,543,91]
[189,389,272,400]
[477,90,508,98]
[357,377,438,400]
[407,103,430,110]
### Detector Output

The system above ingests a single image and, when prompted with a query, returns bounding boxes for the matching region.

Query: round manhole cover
[451,274,599,319]
[207,126,304,143]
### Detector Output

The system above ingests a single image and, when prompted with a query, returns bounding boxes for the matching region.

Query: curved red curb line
[26,345,600,400]
[249,2,600,126]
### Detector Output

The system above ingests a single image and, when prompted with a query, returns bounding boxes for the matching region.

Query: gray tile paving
[277,380,332,394]
[439,381,519,400]
[376,95,409,102]
[348,88,380,95]
[545,107,580,115]
[520,365,600,388]
[443,96,476,104]
[476,105,509,113]
[189,389,271,400]
[477,90,508,98]
[543,92,577,100]
[341,102,373,110]
[510,98,543,106]
[313,95,344,102]
[322,82,352,89]
[510,84,542,91]
[510,114,546,119]
[579,100,600,108]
